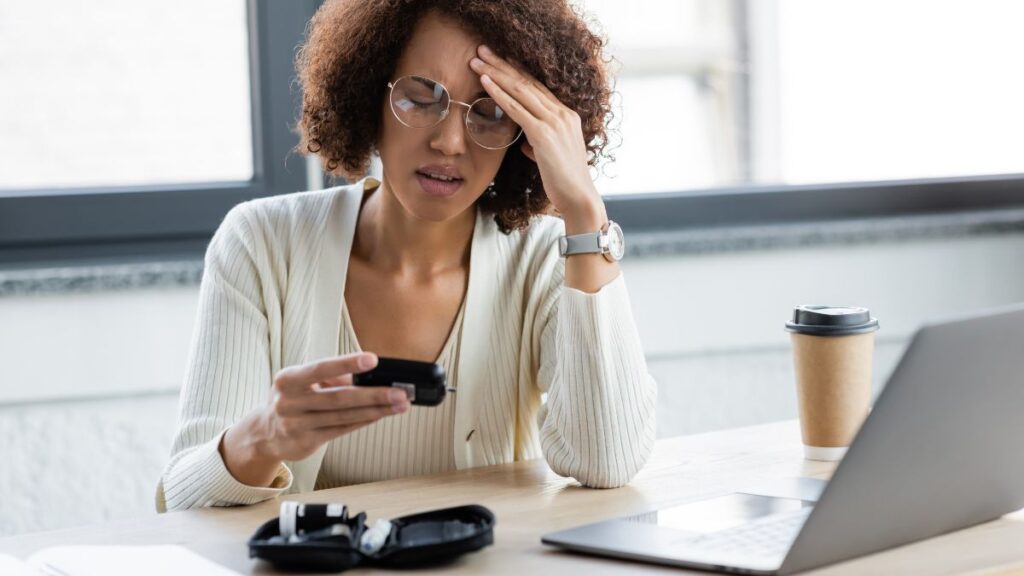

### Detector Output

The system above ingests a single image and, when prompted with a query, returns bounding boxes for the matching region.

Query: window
[577,0,743,195]
[0,1,317,266]
[578,0,1024,229]
[771,0,1024,185]
[2,0,1022,266]
[0,1,253,190]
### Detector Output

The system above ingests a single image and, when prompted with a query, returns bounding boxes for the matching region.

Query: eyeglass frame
[386,74,524,151]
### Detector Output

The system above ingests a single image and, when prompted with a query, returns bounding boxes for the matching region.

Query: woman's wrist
[219,412,285,488]
[557,195,619,294]
[559,195,608,236]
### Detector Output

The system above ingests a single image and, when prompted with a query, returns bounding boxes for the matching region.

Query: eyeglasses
[387,74,523,150]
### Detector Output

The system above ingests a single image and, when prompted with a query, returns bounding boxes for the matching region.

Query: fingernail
[470,57,483,68]
[360,354,377,370]
[479,44,492,57]
[393,401,409,414]
[389,389,407,403]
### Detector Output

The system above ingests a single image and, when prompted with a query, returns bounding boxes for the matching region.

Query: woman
[157,0,657,512]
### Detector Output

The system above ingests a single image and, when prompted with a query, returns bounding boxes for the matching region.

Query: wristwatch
[558,220,625,262]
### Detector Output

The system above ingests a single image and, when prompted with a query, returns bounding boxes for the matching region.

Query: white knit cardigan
[157,177,657,512]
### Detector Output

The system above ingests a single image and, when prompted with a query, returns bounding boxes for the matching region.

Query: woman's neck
[352,179,474,278]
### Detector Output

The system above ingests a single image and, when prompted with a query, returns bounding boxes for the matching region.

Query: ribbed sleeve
[157,203,293,512]
[536,269,658,488]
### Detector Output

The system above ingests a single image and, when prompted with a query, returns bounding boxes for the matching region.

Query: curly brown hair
[294,0,615,233]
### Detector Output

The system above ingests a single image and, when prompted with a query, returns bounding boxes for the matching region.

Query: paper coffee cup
[785,305,879,461]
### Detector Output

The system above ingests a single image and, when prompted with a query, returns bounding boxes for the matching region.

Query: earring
[486,181,497,198]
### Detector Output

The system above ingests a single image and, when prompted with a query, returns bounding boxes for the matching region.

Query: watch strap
[559,231,604,256]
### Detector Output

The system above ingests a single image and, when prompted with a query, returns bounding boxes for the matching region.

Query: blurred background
[1,0,1022,536]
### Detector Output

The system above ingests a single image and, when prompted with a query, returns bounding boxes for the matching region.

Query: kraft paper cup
[786,306,879,462]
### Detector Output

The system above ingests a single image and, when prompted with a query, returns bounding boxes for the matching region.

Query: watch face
[606,221,625,261]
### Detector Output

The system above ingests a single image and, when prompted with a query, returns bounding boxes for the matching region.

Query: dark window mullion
[606,174,1024,232]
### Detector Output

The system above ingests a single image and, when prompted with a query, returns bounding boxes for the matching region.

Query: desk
[2,420,1023,575]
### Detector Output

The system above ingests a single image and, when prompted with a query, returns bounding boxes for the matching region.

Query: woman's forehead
[394,14,486,99]
[402,10,480,57]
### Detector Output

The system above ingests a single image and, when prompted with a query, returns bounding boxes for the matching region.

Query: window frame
[604,173,1024,232]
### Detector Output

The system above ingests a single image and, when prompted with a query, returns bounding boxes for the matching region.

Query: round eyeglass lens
[390,75,449,128]
[466,98,521,149]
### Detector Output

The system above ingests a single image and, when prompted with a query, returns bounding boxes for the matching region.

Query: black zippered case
[247,504,495,572]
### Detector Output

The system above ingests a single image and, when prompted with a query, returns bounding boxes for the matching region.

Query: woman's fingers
[278,385,406,415]
[472,45,560,118]
[312,420,379,444]
[300,404,406,430]
[478,72,537,132]
[267,390,408,451]
[310,373,354,393]
[472,65,548,127]
[507,55,561,104]
[273,352,378,395]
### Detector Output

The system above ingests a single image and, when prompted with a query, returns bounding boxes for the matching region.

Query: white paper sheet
[12,545,243,576]
[0,554,35,576]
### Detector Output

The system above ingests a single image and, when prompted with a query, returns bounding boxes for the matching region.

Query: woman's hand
[245,352,410,464]
[222,352,407,486]
[470,44,607,229]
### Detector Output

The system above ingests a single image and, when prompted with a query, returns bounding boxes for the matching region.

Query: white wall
[1,231,1022,536]
[638,233,1024,436]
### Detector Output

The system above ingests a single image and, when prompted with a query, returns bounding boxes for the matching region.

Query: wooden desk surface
[3,420,1023,575]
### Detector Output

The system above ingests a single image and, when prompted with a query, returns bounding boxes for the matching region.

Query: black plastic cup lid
[785,305,879,336]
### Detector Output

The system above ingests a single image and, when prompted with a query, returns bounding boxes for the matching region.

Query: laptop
[542,303,1024,574]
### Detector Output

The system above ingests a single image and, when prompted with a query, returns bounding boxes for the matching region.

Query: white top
[157,177,658,512]
[314,297,465,488]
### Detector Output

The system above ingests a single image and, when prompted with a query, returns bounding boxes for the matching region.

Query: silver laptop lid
[780,303,1024,574]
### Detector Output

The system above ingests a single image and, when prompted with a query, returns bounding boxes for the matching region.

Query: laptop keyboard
[676,506,812,558]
